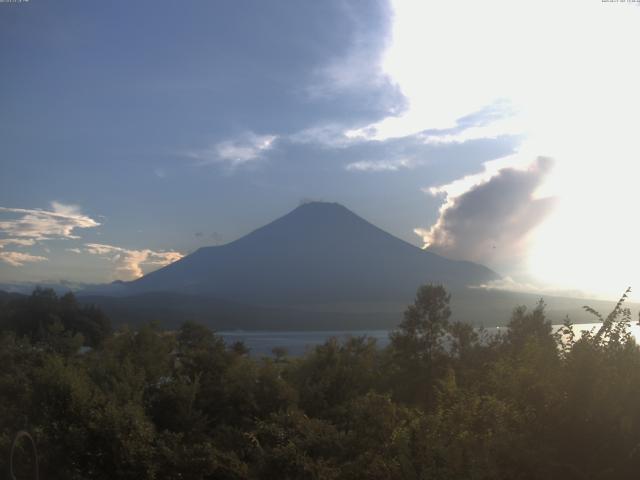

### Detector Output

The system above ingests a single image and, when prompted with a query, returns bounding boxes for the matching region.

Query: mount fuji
[119,202,498,303]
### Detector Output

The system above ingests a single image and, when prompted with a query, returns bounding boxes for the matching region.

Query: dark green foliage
[390,284,452,365]
[2,285,640,478]
[0,288,111,347]
[287,336,380,419]
[388,284,453,405]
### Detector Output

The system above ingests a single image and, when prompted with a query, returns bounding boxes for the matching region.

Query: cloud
[288,124,359,149]
[0,202,100,241]
[84,243,183,280]
[345,158,414,172]
[0,202,99,269]
[346,99,520,144]
[471,276,591,300]
[337,103,521,175]
[188,132,277,168]
[311,39,387,97]
[415,157,555,269]
[419,118,523,146]
[0,251,48,267]
[304,0,404,112]
[0,238,36,249]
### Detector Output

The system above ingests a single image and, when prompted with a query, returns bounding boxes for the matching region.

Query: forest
[1,285,640,479]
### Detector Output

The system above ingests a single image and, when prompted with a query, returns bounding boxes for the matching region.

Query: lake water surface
[219,322,640,357]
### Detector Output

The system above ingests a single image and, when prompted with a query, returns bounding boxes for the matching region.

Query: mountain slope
[121,202,498,304]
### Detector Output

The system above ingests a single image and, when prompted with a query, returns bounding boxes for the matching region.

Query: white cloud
[0,251,48,267]
[0,202,100,241]
[84,243,184,280]
[471,276,593,300]
[0,238,36,249]
[0,202,100,269]
[419,117,523,146]
[345,158,413,172]
[188,132,277,168]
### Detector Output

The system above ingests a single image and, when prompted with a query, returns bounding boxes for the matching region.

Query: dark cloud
[419,157,555,269]
[0,0,403,156]
[0,0,407,230]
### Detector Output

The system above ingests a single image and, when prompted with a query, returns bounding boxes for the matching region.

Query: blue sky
[1,0,639,299]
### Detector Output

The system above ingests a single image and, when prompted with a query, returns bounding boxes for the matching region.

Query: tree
[504,300,555,354]
[390,284,451,362]
[388,284,452,405]
[0,288,111,347]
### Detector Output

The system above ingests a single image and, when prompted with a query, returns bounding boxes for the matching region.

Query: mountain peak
[290,201,353,218]
[249,201,373,242]
[295,200,347,210]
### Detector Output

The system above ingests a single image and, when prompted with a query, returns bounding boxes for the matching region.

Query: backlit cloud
[84,243,184,280]
[415,157,555,271]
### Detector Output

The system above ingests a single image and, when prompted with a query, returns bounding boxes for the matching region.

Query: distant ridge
[90,202,498,304]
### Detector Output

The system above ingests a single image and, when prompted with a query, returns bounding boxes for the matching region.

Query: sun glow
[378,0,640,299]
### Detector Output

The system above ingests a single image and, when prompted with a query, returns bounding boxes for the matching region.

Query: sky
[1,0,639,300]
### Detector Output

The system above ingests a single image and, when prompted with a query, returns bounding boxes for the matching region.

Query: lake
[219,322,640,357]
